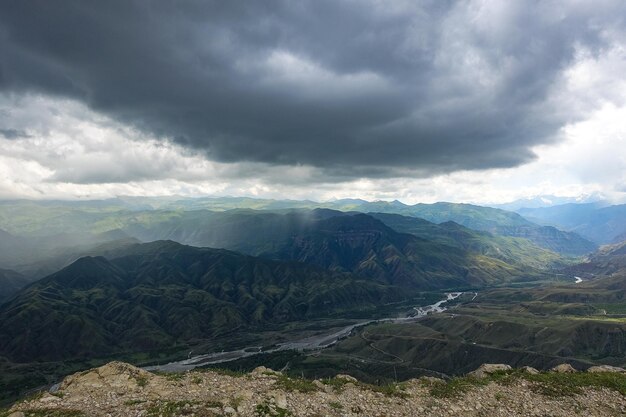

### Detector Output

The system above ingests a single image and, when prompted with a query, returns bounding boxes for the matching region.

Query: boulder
[550,364,577,373]
[587,365,626,373]
[60,361,154,392]
[468,364,512,378]
[251,366,281,376]
[335,374,358,383]
[520,366,540,375]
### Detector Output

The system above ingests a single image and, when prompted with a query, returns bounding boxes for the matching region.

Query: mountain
[0,241,407,362]
[491,195,606,211]
[518,203,626,245]
[12,237,141,279]
[0,268,29,303]
[118,210,552,288]
[336,201,595,256]
[368,213,566,270]
[262,212,546,288]
[0,198,595,256]
[564,240,626,280]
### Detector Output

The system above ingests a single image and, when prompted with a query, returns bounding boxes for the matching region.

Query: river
[144,292,467,372]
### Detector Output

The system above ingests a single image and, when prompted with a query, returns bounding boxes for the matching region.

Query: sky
[1,1,626,205]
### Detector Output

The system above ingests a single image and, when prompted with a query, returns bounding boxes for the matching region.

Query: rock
[550,364,577,373]
[520,366,539,375]
[251,366,281,376]
[468,364,512,378]
[274,392,288,409]
[587,365,626,373]
[335,374,358,383]
[419,376,444,384]
[39,394,61,403]
[60,361,154,392]
[9,360,626,417]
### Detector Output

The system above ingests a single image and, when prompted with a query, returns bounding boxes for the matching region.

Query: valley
[1,196,625,407]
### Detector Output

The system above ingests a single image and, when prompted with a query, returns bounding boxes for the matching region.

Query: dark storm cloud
[0,0,623,179]
[0,128,30,140]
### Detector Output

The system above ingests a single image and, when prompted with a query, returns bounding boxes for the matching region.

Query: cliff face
[5,362,626,417]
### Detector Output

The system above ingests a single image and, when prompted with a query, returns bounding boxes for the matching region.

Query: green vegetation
[275,374,318,393]
[255,401,292,417]
[146,401,202,417]
[428,369,626,398]
[135,375,149,387]
[3,409,85,417]
[0,240,409,362]
[526,371,626,397]
[328,401,343,410]
[593,303,626,314]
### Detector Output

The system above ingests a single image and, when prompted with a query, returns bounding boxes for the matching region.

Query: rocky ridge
[4,361,626,417]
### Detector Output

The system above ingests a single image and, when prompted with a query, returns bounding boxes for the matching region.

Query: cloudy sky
[1,0,625,204]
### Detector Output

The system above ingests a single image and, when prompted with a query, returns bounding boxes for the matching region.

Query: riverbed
[145,292,468,372]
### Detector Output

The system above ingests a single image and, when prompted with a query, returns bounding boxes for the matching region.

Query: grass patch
[321,376,408,398]
[255,401,292,417]
[275,375,318,393]
[154,371,185,382]
[329,401,343,410]
[17,409,85,417]
[525,372,626,397]
[124,399,146,406]
[428,370,626,399]
[322,377,349,392]
[146,400,198,417]
[230,396,244,410]
[366,382,410,398]
[135,374,149,387]
[203,368,246,378]
[428,375,491,398]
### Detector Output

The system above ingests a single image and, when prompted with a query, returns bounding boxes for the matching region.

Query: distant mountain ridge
[0,198,594,256]
[119,210,554,287]
[518,203,626,245]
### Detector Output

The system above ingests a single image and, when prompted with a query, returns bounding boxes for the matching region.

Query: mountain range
[518,202,626,245]
[0,240,409,362]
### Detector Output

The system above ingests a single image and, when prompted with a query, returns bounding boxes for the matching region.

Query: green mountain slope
[0,268,29,303]
[344,201,596,255]
[0,241,407,362]
[262,213,541,288]
[368,213,566,270]
[0,198,595,257]
[117,210,550,288]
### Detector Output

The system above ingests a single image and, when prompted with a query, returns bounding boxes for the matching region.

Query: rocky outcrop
[587,365,626,373]
[6,362,626,417]
[467,363,512,378]
[551,363,578,373]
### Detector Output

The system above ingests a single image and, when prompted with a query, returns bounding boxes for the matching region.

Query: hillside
[0,241,407,362]
[369,213,566,270]
[62,209,549,288]
[261,213,544,289]
[0,269,29,303]
[354,201,596,255]
[5,361,626,417]
[518,203,626,245]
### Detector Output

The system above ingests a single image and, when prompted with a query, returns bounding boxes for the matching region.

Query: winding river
[144,292,467,372]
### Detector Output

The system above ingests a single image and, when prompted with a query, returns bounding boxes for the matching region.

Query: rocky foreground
[5,362,626,417]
